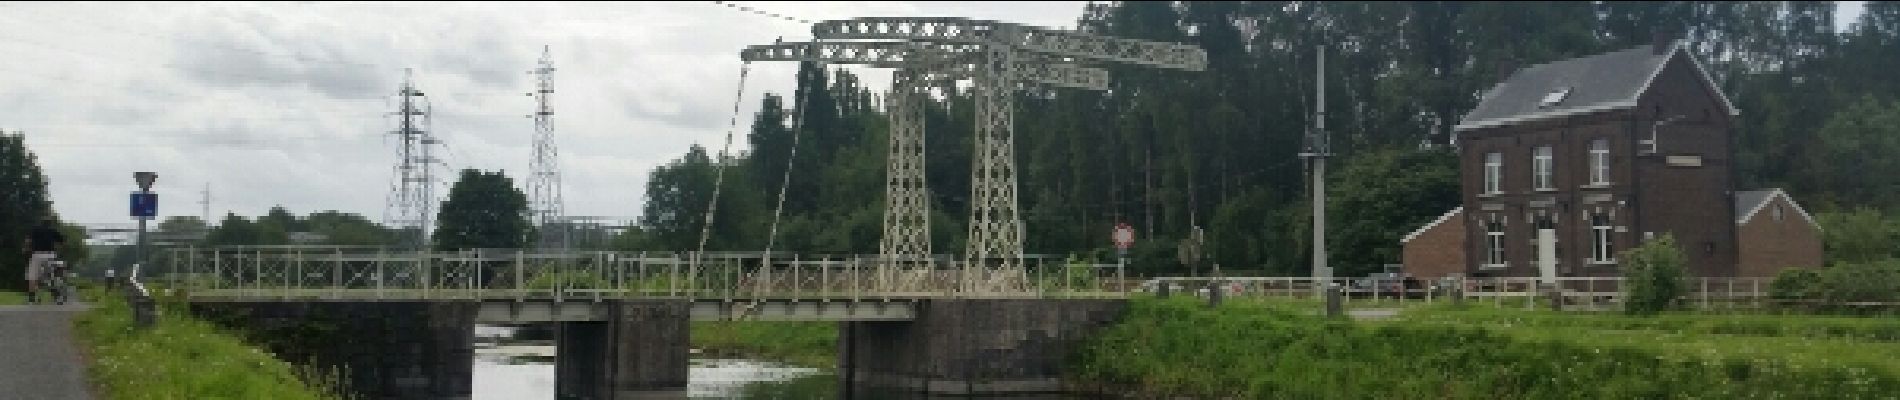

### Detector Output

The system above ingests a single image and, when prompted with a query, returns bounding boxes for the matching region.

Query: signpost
[132,172,157,274]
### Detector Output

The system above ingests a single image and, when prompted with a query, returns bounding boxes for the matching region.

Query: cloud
[1,1,1087,229]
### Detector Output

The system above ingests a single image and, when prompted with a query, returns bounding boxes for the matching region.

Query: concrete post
[1324,284,1343,318]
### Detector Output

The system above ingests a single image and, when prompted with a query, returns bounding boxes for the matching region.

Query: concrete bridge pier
[190,302,477,400]
[554,300,692,400]
[841,299,1127,396]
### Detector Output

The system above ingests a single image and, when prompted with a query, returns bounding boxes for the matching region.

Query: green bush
[1769,268,1824,301]
[1621,235,1687,315]
[1820,259,1900,306]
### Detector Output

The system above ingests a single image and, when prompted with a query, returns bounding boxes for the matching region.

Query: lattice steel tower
[526,45,567,250]
[384,69,441,250]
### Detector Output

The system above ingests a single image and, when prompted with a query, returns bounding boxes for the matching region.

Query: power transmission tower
[199,182,210,223]
[384,69,441,250]
[526,45,567,250]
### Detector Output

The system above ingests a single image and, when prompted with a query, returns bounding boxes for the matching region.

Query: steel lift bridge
[739,17,1207,294]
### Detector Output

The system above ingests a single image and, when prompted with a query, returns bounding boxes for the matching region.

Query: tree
[0,132,55,290]
[1323,148,1461,277]
[205,213,262,246]
[305,210,392,246]
[433,169,529,251]
[1817,208,1895,265]
[157,216,208,236]
[1809,97,1900,210]
[1622,234,1688,316]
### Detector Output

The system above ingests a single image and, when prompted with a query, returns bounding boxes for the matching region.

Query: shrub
[1819,259,1900,306]
[1621,234,1686,316]
[1769,268,1824,301]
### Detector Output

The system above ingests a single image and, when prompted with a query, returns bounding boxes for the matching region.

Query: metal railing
[155,246,1129,302]
[1145,276,1779,310]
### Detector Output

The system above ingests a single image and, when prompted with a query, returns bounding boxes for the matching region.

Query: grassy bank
[692,321,838,368]
[0,290,22,305]
[1070,297,1900,399]
[73,287,344,400]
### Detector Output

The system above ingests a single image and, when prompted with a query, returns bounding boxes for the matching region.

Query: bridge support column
[555,300,690,400]
[190,302,476,400]
[841,299,1126,396]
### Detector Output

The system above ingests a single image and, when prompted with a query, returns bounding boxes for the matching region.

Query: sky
[0,1,1088,229]
[0,1,1869,230]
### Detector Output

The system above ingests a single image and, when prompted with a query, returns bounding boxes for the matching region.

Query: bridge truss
[157,246,1128,303]
[739,18,1205,294]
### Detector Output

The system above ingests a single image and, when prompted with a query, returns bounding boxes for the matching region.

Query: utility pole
[1303,44,1332,285]
[199,182,210,224]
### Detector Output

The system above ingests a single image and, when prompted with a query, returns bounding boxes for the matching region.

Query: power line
[710,1,813,24]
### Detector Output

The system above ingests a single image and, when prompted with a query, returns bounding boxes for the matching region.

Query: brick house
[1734,189,1824,277]
[1399,38,1823,279]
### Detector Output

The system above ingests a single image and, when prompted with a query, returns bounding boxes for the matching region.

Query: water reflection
[473,324,1091,399]
[474,324,830,399]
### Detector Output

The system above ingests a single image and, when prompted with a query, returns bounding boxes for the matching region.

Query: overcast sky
[0,1,1867,229]
[0,1,1087,228]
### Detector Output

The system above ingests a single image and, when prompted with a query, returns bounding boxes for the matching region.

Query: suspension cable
[693,60,753,274]
[763,39,827,254]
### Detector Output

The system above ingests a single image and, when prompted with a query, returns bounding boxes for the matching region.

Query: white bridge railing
[156,246,1129,302]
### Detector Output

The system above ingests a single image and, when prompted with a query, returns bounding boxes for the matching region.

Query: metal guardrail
[155,247,1130,302]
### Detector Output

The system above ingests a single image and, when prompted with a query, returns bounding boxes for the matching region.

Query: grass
[72,285,346,400]
[0,290,23,305]
[1069,297,1900,399]
[691,321,838,368]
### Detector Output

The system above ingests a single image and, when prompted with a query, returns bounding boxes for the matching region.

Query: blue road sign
[131,192,157,218]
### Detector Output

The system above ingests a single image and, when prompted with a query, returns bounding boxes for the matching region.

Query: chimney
[1652,31,1675,55]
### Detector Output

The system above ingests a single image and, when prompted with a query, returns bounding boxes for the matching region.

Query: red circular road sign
[1113,223,1135,249]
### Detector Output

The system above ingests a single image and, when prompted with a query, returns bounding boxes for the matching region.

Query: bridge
[157,14,1207,400]
[161,245,1133,399]
[160,245,1129,323]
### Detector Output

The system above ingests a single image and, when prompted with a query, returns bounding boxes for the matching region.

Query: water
[473,324,835,399]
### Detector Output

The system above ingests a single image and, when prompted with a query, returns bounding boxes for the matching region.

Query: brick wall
[1403,209,1467,279]
[1737,196,1825,277]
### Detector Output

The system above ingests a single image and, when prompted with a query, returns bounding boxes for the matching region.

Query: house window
[1590,213,1614,263]
[1485,221,1506,267]
[1484,152,1503,194]
[1533,146,1554,190]
[1773,204,1785,222]
[1589,139,1610,185]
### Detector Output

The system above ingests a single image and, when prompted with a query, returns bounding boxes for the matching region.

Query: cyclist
[23,216,65,304]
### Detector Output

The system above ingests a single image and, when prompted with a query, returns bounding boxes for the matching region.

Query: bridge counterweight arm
[811,17,1207,71]
[742,42,1108,90]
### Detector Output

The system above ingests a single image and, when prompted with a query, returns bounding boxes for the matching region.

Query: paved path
[0,304,96,400]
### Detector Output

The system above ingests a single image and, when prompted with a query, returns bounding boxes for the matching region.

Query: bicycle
[35,260,73,305]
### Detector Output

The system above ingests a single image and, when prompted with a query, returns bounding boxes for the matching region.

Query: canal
[473,324,837,399]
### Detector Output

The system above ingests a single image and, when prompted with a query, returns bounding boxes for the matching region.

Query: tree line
[622,1,1900,277]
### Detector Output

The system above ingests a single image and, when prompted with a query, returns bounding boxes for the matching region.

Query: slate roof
[1455,41,1738,132]
[1734,188,1817,227]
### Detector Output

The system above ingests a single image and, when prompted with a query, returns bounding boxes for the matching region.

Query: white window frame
[1590,213,1614,264]
[1533,146,1554,190]
[1485,221,1506,267]
[1484,152,1503,194]
[1589,139,1611,185]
